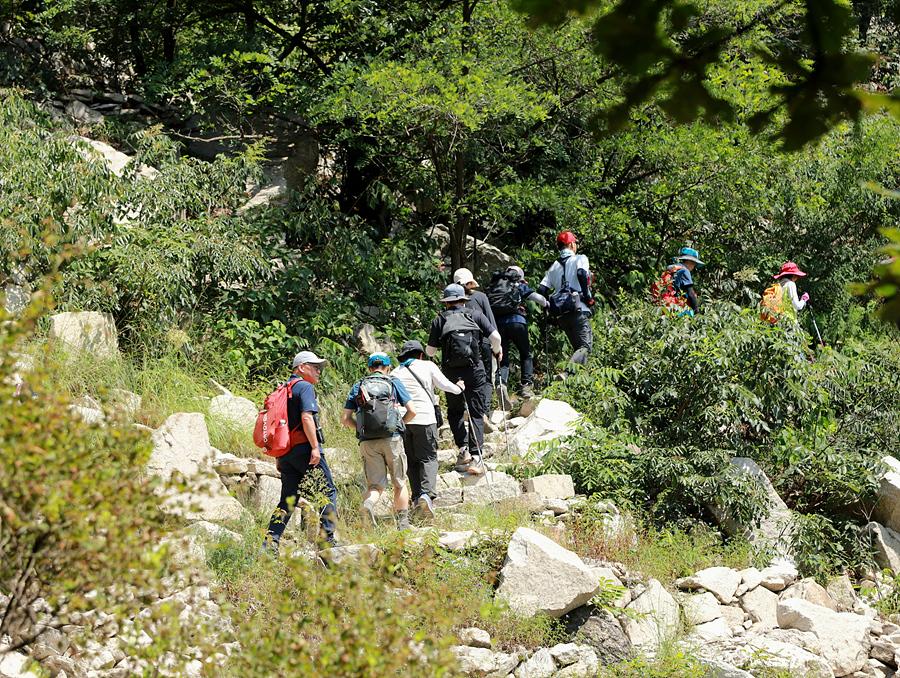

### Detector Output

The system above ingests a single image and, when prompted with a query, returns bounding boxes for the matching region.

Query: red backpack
[649,263,688,310]
[253,379,304,457]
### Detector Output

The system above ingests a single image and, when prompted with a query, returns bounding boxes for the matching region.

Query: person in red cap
[538,230,595,369]
[760,261,810,323]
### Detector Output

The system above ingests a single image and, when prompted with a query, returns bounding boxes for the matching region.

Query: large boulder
[740,585,779,628]
[514,648,555,678]
[70,136,158,179]
[707,457,793,561]
[867,521,900,574]
[430,224,514,283]
[622,579,680,652]
[496,527,599,618]
[779,578,838,612]
[523,474,575,499]
[682,592,723,626]
[571,610,633,665]
[148,413,247,523]
[49,311,119,358]
[874,456,900,533]
[208,394,258,431]
[511,399,581,458]
[736,637,833,677]
[776,598,870,676]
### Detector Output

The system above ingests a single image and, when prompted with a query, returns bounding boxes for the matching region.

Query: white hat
[453,267,478,288]
[292,350,327,368]
[506,265,525,280]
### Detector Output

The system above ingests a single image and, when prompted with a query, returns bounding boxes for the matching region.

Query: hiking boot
[396,509,411,531]
[416,494,435,520]
[360,499,377,526]
[258,537,279,559]
[454,446,473,472]
[465,455,485,475]
[519,383,535,399]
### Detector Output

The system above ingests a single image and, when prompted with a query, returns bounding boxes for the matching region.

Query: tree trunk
[448,0,475,272]
[162,0,176,62]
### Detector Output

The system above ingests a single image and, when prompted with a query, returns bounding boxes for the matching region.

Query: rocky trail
[4,312,900,678]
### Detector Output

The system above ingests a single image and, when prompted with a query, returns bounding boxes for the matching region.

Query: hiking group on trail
[257,232,820,553]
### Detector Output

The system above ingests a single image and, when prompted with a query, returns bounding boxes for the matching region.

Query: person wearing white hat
[453,267,497,405]
[265,350,337,552]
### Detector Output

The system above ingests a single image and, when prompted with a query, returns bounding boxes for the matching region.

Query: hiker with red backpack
[260,350,338,554]
[486,265,548,401]
[650,246,704,316]
[341,352,417,530]
[537,231,595,370]
[760,261,810,325]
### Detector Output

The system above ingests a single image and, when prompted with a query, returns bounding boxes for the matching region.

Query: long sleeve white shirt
[391,359,461,427]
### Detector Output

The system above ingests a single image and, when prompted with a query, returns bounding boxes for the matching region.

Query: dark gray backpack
[440,310,482,368]
[355,374,403,440]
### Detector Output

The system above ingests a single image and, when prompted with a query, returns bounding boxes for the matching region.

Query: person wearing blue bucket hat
[673,246,704,315]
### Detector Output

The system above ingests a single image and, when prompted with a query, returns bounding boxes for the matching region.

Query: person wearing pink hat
[761,261,810,323]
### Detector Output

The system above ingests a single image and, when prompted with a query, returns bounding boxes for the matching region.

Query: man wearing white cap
[453,267,497,406]
[265,350,337,552]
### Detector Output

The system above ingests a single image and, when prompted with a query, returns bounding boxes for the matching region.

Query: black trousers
[558,311,593,365]
[266,443,338,542]
[403,423,438,499]
[498,322,533,386]
[444,363,488,455]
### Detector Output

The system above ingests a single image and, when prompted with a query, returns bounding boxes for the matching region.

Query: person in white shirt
[392,340,464,518]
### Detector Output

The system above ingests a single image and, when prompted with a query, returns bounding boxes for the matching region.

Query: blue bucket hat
[440,283,467,303]
[367,352,391,368]
[676,246,705,267]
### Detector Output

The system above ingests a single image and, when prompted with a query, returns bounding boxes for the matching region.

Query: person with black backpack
[391,340,464,520]
[426,284,502,474]
[341,352,417,530]
[487,265,549,401]
[453,267,498,408]
[538,231,595,371]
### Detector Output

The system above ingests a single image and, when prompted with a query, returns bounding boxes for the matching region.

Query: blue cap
[367,352,391,368]
[676,247,705,267]
[440,283,467,302]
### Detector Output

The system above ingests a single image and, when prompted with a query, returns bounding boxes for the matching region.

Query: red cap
[773,261,807,279]
[556,231,578,248]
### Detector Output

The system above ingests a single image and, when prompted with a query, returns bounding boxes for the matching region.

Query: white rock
[109,388,142,417]
[523,474,576,499]
[508,416,527,428]
[549,643,595,667]
[461,471,522,505]
[868,522,900,574]
[545,498,569,515]
[680,567,742,604]
[623,579,680,652]
[777,598,870,676]
[237,176,288,214]
[489,410,509,426]
[780,578,838,611]
[740,637,834,677]
[451,646,521,677]
[70,135,157,178]
[689,617,733,642]
[209,394,258,431]
[49,311,118,358]
[760,561,799,591]
[439,531,493,551]
[512,399,581,458]
[513,648,555,678]
[250,475,282,513]
[682,592,723,625]
[824,574,859,613]
[213,452,250,475]
[496,527,599,618]
[70,404,105,424]
[148,412,247,523]
[318,544,381,566]
[739,567,762,592]
[458,627,492,649]
[697,657,754,678]
[247,458,280,477]
[875,456,900,534]
[740,585,779,629]
[186,521,242,542]
[719,605,747,634]
[708,457,793,559]
[0,649,41,677]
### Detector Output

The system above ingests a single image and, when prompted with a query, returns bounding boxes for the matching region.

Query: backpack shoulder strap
[404,363,436,405]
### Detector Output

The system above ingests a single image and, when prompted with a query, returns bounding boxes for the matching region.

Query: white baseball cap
[453,267,478,288]
[292,350,327,368]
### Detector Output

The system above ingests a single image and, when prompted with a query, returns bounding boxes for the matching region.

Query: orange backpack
[759,282,784,325]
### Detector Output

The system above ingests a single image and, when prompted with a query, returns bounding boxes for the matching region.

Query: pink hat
[774,261,807,279]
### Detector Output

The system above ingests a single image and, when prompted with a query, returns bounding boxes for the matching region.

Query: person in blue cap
[341,352,417,530]
[673,246,704,315]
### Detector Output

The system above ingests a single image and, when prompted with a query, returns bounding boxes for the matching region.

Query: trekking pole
[494,370,513,460]
[807,302,825,347]
[462,396,491,483]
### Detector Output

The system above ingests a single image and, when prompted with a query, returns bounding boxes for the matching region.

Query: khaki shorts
[360,436,408,490]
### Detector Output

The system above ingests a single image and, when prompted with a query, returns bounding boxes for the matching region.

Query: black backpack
[440,310,482,368]
[354,374,403,440]
[486,271,522,316]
